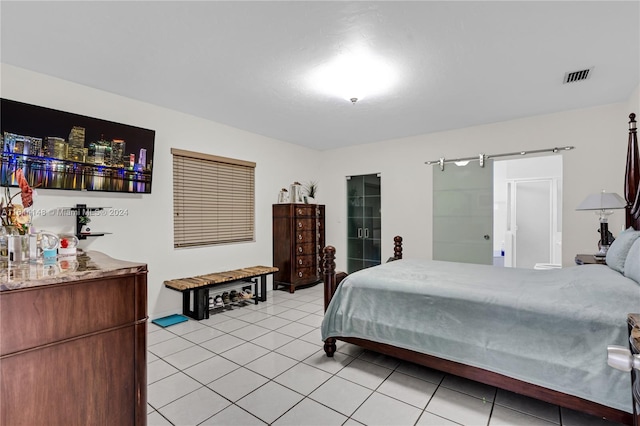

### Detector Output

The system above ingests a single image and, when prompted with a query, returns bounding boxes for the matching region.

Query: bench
[164,265,279,320]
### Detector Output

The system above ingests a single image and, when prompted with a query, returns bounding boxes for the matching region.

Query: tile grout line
[148,288,586,426]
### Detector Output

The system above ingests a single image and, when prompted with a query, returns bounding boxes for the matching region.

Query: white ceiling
[1,1,638,151]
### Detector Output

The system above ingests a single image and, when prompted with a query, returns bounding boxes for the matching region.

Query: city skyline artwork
[0,98,156,194]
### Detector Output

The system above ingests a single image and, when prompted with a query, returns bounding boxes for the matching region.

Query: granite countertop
[0,250,147,292]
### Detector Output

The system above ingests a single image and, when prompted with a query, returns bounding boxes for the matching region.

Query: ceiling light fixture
[307,48,398,103]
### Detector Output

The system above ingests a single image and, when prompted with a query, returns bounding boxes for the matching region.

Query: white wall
[628,84,639,117]
[320,103,630,268]
[1,64,322,319]
[2,63,635,318]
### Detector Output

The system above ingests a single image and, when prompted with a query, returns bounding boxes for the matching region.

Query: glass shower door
[432,161,493,265]
[347,174,381,273]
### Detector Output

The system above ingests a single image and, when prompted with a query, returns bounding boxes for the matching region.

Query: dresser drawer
[295,243,315,256]
[294,218,316,231]
[292,267,318,283]
[294,206,316,217]
[294,255,316,268]
[0,276,139,356]
[295,230,316,244]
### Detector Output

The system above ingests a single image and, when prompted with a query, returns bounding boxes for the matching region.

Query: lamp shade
[576,191,626,211]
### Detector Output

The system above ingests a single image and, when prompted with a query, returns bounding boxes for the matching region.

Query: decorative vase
[40,232,60,261]
[58,234,79,257]
[289,182,304,203]
[278,188,289,204]
[0,226,19,259]
[2,226,29,262]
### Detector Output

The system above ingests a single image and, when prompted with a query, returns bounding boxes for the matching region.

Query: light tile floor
[147,285,625,426]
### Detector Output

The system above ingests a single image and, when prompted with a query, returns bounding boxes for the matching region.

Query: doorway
[432,155,563,268]
[494,156,563,268]
[346,174,382,273]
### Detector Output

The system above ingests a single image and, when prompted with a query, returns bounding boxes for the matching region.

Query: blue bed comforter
[321,259,640,412]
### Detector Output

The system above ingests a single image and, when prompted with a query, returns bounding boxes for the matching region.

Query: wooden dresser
[273,204,325,293]
[0,251,148,426]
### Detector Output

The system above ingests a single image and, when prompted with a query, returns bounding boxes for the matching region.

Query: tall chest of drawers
[273,204,325,293]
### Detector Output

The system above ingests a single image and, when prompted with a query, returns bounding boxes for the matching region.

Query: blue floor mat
[152,314,189,328]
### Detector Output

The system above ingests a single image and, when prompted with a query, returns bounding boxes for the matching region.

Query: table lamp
[576,190,627,258]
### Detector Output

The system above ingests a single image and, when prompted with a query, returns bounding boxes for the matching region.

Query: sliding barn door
[433,161,493,265]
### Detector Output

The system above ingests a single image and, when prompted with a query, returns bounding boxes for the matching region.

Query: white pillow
[624,237,640,284]
[606,227,640,273]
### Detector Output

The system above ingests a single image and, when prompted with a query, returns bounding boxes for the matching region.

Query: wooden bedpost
[322,245,337,357]
[323,236,404,358]
[323,245,336,312]
[625,113,640,229]
[394,236,403,260]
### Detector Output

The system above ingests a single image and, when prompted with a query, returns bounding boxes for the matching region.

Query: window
[172,148,255,248]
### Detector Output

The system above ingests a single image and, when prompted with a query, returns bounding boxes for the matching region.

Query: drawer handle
[298,234,303,240]
[298,222,303,228]
[298,271,303,278]
[298,259,303,265]
[298,247,303,253]
[297,209,303,215]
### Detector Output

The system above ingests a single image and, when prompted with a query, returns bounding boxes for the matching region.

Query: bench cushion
[164,266,278,291]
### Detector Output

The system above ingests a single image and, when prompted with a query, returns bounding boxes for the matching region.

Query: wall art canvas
[1,98,156,193]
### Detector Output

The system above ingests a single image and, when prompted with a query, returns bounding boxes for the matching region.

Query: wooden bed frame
[322,113,639,425]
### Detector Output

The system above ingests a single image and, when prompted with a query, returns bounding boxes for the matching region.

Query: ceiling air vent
[563,68,592,84]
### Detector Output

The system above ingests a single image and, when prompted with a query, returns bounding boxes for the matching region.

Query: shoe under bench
[164,265,278,320]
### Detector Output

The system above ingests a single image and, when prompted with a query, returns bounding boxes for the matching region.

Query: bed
[321,113,640,425]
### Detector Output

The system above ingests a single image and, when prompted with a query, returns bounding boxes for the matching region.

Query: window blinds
[172,148,255,248]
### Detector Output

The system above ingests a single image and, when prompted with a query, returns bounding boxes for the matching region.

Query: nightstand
[575,254,607,265]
